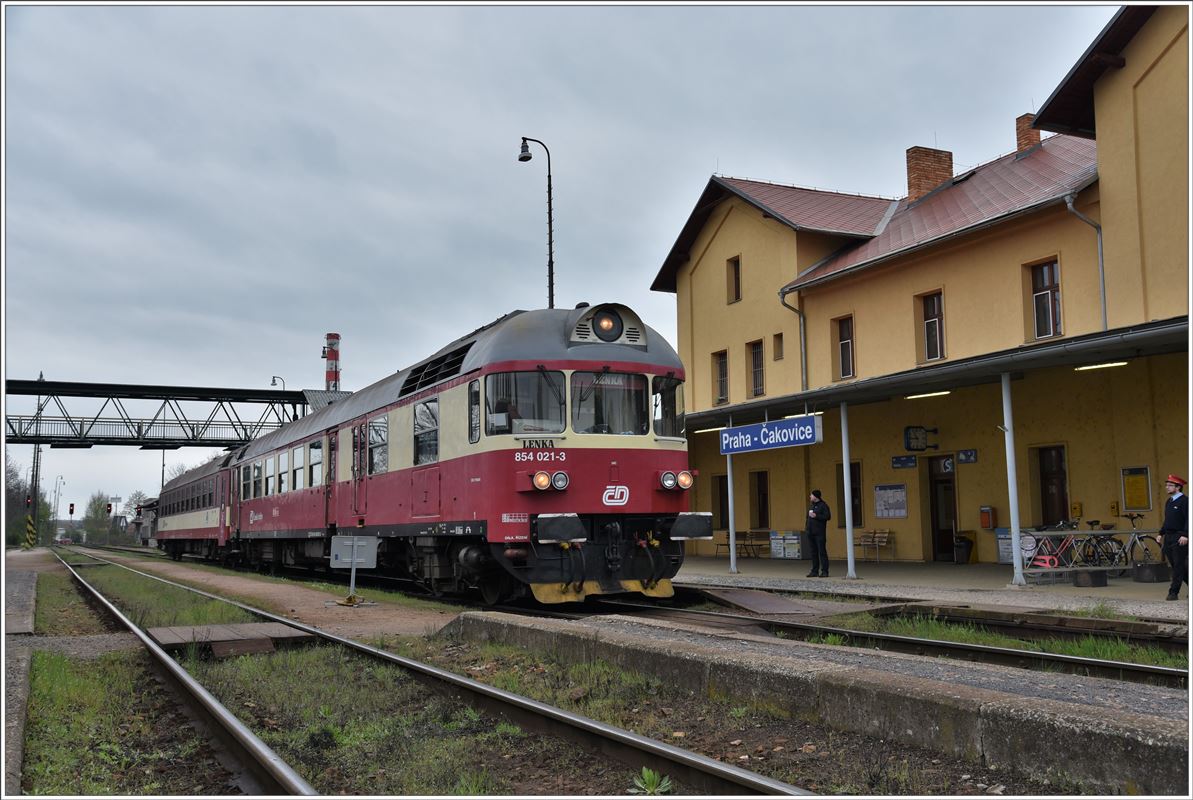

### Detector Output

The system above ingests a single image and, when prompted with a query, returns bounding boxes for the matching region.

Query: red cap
[1165,474,1186,487]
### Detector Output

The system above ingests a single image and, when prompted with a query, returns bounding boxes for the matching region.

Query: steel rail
[591,599,1187,689]
[72,551,812,796]
[51,552,318,796]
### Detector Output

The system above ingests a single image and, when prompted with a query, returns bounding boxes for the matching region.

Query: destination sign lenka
[719,415,823,455]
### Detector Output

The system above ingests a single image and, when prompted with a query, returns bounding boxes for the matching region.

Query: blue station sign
[719,415,823,455]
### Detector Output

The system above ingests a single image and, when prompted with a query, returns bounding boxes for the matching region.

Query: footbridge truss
[5,380,346,449]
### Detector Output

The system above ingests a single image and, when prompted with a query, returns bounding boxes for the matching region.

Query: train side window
[309,441,323,487]
[651,376,685,438]
[468,381,480,444]
[265,458,276,495]
[278,450,289,493]
[414,398,439,465]
[368,416,389,475]
[241,465,251,500]
[253,461,263,498]
[292,446,305,491]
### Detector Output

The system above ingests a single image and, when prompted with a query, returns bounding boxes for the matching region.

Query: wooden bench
[854,529,894,562]
[714,529,770,558]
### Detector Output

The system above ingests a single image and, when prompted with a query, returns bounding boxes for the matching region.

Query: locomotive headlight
[551,471,570,490]
[660,471,678,490]
[533,471,552,490]
[592,309,623,342]
[677,471,694,490]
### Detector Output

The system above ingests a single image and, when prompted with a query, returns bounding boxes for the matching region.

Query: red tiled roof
[650,176,894,292]
[785,135,1097,291]
[717,177,896,237]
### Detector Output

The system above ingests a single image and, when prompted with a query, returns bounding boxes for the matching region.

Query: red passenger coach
[156,303,712,603]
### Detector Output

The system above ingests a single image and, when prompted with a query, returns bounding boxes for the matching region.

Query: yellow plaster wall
[797,203,1101,390]
[677,199,857,413]
[1093,5,1190,326]
[685,354,1188,563]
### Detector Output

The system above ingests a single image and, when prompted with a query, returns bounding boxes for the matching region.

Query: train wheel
[478,572,517,606]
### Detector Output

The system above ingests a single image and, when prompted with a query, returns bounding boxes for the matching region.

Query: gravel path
[583,614,1190,722]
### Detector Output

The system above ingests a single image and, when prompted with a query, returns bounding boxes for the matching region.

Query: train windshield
[652,376,685,437]
[571,371,649,435]
[485,371,565,435]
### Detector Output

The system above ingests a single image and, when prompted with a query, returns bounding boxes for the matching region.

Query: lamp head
[270,376,279,387]
[518,140,532,162]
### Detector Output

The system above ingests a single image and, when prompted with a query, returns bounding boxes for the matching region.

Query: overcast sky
[3,2,1119,518]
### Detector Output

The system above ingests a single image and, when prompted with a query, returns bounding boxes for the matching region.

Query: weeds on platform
[81,565,255,628]
[22,650,229,795]
[816,612,1187,669]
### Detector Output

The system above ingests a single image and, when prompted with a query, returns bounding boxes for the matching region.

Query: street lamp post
[271,375,286,391]
[518,136,554,309]
[51,475,64,542]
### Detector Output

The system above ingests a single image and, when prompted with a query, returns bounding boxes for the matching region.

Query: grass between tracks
[22,650,233,795]
[811,612,1188,669]
[34,572,112,635]
[78,565,256,628]
[181,643,634,795]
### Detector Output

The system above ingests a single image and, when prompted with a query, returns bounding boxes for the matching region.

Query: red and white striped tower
[323,333,341,391]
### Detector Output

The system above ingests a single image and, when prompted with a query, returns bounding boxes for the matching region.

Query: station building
[653,6,1189,565]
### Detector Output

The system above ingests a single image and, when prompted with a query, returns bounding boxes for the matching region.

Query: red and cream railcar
[157,303,712,603]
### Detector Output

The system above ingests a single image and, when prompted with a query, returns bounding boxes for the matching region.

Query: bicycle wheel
[1099,537,1128,577]
[1020,533,1038,562]
[1078,539,1101,567]
[1129,535,1162,565]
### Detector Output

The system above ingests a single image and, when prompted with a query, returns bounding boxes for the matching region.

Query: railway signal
[69,502,75,516]
[106,503,112,515]
[25,494,32,508]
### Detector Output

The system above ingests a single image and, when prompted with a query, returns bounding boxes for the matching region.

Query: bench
[854,529,894,562]
[714,529,770,558]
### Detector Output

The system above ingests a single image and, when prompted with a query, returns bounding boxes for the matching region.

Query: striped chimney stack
[323,333,341,391]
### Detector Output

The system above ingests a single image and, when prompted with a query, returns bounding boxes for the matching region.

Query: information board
[331,535,378,569]
[719,415,822,455]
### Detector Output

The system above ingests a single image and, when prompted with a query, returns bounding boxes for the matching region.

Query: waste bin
[953,535,974,564]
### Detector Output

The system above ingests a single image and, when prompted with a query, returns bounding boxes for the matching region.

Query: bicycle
[1028,520,1089,568]
[1121,512,1162,566]
[1078,519,1129,577]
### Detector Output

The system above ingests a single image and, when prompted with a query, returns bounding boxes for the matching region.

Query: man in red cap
[1158,474,1188,601]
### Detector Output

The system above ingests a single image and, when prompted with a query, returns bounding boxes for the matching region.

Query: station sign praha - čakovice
[719,414,823,455]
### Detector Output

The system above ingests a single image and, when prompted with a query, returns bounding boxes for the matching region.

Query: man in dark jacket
[1159,474,1188,601]
[806,489,831,577]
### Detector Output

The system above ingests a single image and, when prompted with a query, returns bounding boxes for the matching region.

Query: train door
[352,422,367,517]
[322,434,336,529]
[218,470,229,546]
[929,454,957,561]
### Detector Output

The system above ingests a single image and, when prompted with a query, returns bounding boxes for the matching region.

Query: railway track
[580,597,1187,689]
[52,551,318,795]
[59,550,810,796]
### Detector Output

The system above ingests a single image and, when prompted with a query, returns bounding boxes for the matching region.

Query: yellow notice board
[1121,466,1152,511]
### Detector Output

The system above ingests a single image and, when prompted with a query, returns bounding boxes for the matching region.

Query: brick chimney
[1016,113,1041,153]
[906,146,953,202]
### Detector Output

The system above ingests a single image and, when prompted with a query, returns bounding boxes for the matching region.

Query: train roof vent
[399,342,474,397]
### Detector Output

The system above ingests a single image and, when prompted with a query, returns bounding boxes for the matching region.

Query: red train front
[155,303,712,603]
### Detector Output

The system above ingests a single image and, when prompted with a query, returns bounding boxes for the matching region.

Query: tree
[5,449,28,547]
[82,491,111,544]
[123,490,150,518]
[165,461,199,483]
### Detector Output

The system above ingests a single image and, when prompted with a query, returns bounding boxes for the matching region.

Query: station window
[1030,260,1062,339]
[292,446,305,491]
[727,256,741,303]
[921,291,945,361]
[748,340,764,397]
[414,399,439,465]
[368,416,389,474]
[834,316,855,380]
[749,470,770,529]
[773,332,784,361]
[309,440,323,487]
[712,351,728,405]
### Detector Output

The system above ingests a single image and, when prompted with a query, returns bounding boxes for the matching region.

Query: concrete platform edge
[443,611,1187,795]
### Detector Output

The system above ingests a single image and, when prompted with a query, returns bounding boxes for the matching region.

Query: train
[154,302,712,603]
